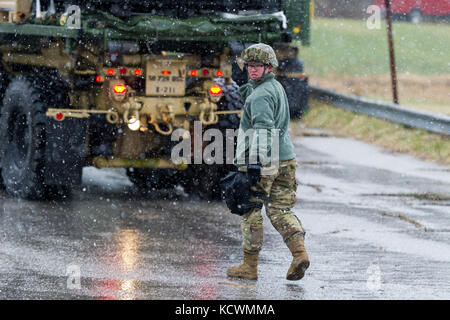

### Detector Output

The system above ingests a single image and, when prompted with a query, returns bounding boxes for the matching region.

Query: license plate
[146,60,186,96]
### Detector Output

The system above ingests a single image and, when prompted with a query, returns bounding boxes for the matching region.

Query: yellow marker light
[293,26,301,34]
[113,84,127,94]
[209,85,222,96]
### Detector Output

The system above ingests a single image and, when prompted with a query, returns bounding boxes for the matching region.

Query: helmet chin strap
[262,65,268,77]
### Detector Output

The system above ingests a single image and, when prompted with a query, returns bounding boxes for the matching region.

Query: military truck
[0,0,311,200]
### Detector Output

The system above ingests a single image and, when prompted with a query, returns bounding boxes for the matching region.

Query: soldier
[227,43,310,281]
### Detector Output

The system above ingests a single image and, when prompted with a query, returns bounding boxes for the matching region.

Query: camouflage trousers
[241,158,305,254]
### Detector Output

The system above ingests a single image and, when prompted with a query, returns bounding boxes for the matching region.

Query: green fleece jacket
[234,72,296,166]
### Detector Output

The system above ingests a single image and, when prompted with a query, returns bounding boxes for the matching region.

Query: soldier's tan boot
[227,252,258,280]
[286,237,310,281]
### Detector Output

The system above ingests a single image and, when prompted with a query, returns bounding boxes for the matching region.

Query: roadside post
[384,0,399,104]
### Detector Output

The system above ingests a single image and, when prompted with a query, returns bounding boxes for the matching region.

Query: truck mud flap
[45,117,87,186]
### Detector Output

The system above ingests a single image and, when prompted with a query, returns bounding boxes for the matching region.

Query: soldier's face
[248,63,272,80]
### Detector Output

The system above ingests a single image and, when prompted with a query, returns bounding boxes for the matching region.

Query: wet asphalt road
[0,134,449,300]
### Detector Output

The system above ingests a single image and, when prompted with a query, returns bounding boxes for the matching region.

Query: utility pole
[384,0,399,104]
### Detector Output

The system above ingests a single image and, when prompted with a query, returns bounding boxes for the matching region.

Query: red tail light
[216,70,223,77]
[162,70,171,75]
[119,67,127,75]
[96,75,103,83]
[107,68,115,76]
[190,70,197,76]
[113,84,127,94]
[209,85,222,96]
[55,112,64,121]
[134,69,142,76]
[202,69,209,76]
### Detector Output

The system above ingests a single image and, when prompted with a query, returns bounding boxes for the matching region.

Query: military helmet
[241,43,279,68]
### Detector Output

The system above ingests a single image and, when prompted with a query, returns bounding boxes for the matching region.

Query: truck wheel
[215,78,243,164]
[277,58,309,119]
[0,75,66,200]
[283,76,309,119]
[409,9,423,24]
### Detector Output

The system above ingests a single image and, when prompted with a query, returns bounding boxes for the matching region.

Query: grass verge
[308,74,450,115]
[300,18,450,76]
[292,100,450,166]
[298,18,450,114]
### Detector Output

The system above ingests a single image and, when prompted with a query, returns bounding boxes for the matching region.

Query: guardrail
[309,85,450,136]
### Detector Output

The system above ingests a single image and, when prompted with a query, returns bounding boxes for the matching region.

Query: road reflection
[117,229,140,272]
[190,241,219,300]
[95,228,142,300]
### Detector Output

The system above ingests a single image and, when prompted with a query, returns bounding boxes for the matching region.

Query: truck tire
[215,78,243,129]
[277,58,309,119]
[0,74,69,200]
[282,75,309,119]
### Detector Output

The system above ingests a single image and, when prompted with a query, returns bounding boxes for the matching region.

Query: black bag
[220,171,268,216]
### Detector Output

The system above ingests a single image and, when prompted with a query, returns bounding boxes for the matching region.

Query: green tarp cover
[81,10,284,40]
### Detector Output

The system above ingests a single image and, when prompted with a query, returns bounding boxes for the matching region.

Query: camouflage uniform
[241,159,305,254]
